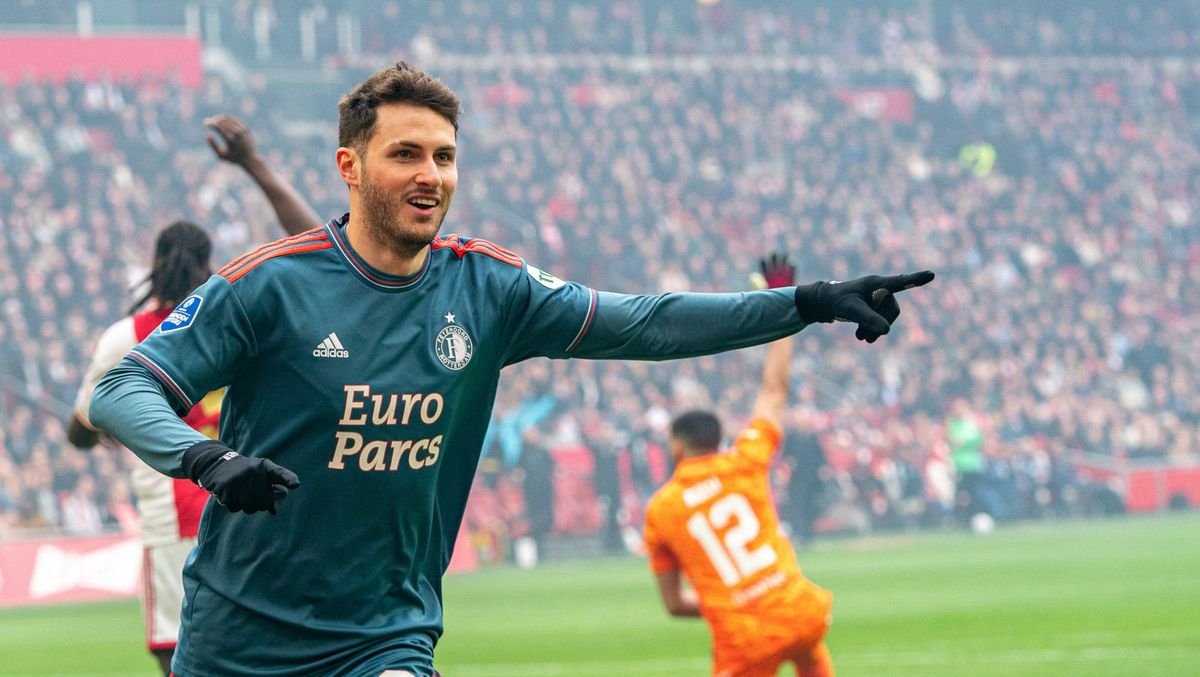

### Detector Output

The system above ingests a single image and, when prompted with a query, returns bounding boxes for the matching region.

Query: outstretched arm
[750,337,792,431]
[561,271,933,362]
[749,253,796,431]
[573,288,803,361]
[205,115,323,235]
[505,257,933,366]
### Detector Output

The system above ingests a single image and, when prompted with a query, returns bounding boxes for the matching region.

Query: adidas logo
[313,332,350,359]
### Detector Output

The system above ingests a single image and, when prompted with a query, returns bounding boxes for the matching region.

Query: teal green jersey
[91,215,804,676]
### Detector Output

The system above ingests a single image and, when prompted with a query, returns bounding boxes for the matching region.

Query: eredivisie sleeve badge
[161,295,203,333]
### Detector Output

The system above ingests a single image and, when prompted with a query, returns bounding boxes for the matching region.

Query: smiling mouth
[407,196,440,210]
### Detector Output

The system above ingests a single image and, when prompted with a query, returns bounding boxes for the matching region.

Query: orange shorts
[712,586,833,677]
[716,640,833,677]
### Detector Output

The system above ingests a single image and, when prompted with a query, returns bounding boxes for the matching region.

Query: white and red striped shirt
[75,306,217,546]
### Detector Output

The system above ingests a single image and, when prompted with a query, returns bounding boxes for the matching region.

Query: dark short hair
[670,411,722,452]
[338,61,461,150]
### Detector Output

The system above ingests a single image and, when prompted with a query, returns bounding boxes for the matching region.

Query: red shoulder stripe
[220,240,333,283]
[431,236,522,267]
[430,235,465,256]
[217,229,327,278]
[464,239,523,267]
[216,230,328,277]
[218,228,323,275]
[467,238,519,259]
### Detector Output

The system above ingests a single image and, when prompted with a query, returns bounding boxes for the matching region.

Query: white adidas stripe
[329,333,344,350]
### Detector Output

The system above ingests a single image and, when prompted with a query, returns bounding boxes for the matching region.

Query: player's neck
[343,215,429,277]
[679,448,717,463]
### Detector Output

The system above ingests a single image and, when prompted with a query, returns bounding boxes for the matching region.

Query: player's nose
[414,157,442,187]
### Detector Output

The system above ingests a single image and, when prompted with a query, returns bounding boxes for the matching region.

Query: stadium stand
[2,0,1198,550]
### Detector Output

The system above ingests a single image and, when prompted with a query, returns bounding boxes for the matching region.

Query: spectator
[780,407,829,545]
[947,398,986,519]
[60,475,104,536]
[517,423,556,564]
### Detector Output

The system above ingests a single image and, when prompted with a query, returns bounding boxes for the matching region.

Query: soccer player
[88,62,932,676]
[643,254,834,677]
[67,117,319,674]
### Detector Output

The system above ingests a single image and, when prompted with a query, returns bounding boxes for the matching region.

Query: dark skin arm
[655,569,702,617]
[205,115,324,235]
[747,333,793,432]
[749,252,796,431]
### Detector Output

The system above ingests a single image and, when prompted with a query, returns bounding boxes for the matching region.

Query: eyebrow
[384,140,457,153]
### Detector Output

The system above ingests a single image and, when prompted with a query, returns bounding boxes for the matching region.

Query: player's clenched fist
[793,271,935,343]
[182,440,300,514]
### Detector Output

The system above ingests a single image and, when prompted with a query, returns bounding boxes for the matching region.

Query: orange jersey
[644,418,832,669]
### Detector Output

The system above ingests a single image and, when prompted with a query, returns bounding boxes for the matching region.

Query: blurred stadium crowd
[1,1,1198,554]
[13,0,1200,59]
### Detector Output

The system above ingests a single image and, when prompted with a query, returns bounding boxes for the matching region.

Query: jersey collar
[325,213,431,292]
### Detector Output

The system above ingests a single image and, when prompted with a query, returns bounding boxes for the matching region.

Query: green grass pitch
[1,513,1197,676]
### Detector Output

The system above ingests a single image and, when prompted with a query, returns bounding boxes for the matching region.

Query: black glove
[181,440,300,515]
[760,252,796,289]
[794,271,935,343]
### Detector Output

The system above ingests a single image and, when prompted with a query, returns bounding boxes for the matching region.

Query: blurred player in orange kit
[66,115,320,675]
[644,253,834,677]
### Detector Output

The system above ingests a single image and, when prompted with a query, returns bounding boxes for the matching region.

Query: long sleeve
[89,358,208,477]
[501,261,805,365]
[572,288,805,361]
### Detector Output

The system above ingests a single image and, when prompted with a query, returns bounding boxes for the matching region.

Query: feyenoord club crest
[435,314,473,370]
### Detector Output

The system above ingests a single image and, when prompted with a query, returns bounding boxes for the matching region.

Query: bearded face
[357,161,453,259]
[347,103,458,261]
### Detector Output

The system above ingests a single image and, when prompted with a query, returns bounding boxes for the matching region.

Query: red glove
[760,252,796,289]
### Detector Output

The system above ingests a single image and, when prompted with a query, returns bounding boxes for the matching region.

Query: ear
[669,438,684,465]
[336,147,361,187]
